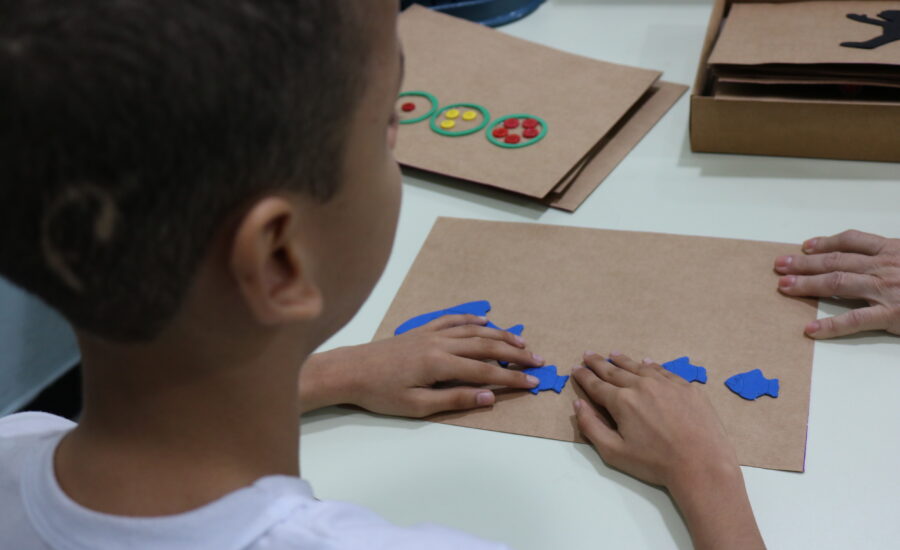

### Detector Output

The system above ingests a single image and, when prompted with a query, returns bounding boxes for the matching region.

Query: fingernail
[476,391,495,406]
[805,320,820,335]
[803,238,818,253]
[778,275,796,289]
[477,316,488,324]
[583,350,596,358]
[573,399,582,412]
[572,365,583,372]
[514,335,526,346]
[526,375,540,387]
[609,350,621,357]
[642,357,654,364]
[531,353,544,364]
[774,255,792,271]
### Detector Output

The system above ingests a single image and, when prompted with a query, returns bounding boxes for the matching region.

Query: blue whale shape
[394,300,492,335]
[394,301,525,367]
[725,369,779,400]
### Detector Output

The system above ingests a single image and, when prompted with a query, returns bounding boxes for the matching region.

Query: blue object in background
[0,277,80,416]
[725,369,780,401]
[401,0,545,27]
[522,365,568,395]
[662,356,708,384]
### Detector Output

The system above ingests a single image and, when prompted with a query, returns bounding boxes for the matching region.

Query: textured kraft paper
[709,1,900,67]
[395,5,660,200]
[546,81,688,211]
[373,218,818,472]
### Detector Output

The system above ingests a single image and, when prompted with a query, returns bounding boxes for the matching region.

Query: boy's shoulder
[0,412,508,550]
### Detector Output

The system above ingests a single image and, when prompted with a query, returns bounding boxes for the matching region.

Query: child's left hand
[298,314,544,417]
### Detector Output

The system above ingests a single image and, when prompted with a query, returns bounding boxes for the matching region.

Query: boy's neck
[54,328,311,516]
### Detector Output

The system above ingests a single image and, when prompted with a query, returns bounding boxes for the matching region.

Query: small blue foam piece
[521,365,569,395]
[505,324,525,336]
[661,356,708,384]
[724,369,780,400]
[394,300,492,335]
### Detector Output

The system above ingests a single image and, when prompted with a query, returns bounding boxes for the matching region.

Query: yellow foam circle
[462,110,477,121]
[445,109,460,119]
[440,120,456,129]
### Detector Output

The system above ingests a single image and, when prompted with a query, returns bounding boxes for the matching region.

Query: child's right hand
[571,352,737,489]
[573,352,765,550]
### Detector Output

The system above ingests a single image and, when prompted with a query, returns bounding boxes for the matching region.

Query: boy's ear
[230,196,323,325]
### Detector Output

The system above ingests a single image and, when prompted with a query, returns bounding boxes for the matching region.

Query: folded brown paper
[374,218,818,472]
[395,6,678,209]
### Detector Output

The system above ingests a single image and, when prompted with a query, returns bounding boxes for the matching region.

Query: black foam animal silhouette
[841,10,900,49]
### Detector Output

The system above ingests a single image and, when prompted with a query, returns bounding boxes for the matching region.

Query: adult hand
[775,230,900,338]
[299,314,543,417]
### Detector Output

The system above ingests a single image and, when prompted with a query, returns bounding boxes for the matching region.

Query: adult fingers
[435,355,540,389]
[778,272,880,300]
[406,387,497,417]
[803,230,886,256]
[572,364,619,411]
[582,352,640,387]
[774,251,873,276]
[441,323,526,348]
[805,305,892,339]
[445,336,543,367]
[413,314,487,333]
[573,398,624,458]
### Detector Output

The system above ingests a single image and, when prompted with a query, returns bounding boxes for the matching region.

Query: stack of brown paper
[374,218,819,472]
[395,6,687,212]
[708,1,900,103]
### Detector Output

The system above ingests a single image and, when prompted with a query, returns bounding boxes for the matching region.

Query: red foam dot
[503,118,520,129]
[522,118,538,129]
[401,102,416,112]
[492,127,508,138]
[504,134,521,144]
[523,128,539,139]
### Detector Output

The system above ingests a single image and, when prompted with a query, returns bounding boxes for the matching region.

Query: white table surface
[301,2,900,548]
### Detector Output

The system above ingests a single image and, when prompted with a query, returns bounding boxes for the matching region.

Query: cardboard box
[690,0,900,162]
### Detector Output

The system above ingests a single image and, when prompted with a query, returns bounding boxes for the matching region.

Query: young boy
[0,2,764,548]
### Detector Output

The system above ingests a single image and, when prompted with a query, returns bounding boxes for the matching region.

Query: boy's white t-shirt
[0,412,508,550]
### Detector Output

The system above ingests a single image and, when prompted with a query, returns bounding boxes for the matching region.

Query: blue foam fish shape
[725,369,779,400]
[521,365,569,395]
[662,356,707,384]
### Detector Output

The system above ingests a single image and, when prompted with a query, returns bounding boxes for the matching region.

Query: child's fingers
[640,358,685,384]
[778,272,878,300]
[573,398,623,458]
[805,305,892,339]
[572,365,619,411]
[414,314,487,333]
[774,252,873,276]
[803,229,886,256]
[446,337,543,367]
[436,355,540,389]
[582,353,639,388]
[407,387,497,417]
[441,323,526,348]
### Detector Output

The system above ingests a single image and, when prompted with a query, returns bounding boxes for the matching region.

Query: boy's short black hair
[0,0,373,341]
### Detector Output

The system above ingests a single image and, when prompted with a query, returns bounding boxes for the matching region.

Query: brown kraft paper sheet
[374,218,818,472]
[395,5,660,199]
[709,1,900,67]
